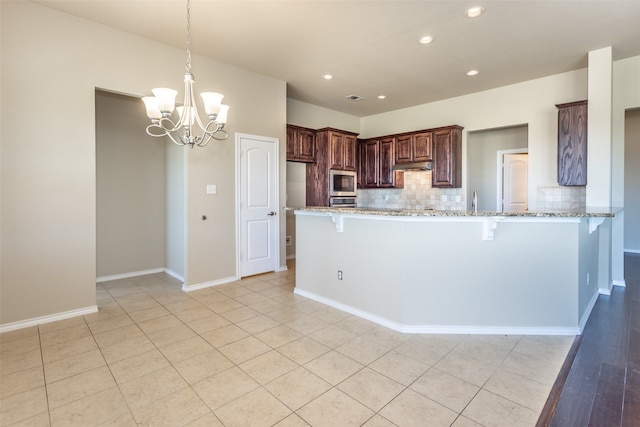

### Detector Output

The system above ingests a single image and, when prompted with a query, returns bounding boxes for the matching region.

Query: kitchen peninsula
[294,207,618,335]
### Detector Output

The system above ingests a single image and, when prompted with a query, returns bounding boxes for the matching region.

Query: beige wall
[0,1,286,326]
[96,91,166,278]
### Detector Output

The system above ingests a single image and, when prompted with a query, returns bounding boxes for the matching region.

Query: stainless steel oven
[329,169,357,197]
[329,197,357,208]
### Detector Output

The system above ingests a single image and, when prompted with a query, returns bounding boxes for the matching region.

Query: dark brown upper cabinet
[286,125,315,163]
[557,100,587,186]
[431,126,463,188]
[394,131,432,164]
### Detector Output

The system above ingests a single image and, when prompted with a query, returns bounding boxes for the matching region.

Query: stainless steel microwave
[329,169,357,197]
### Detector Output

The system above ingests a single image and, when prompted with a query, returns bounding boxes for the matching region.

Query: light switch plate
[206,184,217,194]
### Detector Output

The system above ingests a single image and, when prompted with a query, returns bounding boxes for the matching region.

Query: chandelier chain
[185,0,192,72]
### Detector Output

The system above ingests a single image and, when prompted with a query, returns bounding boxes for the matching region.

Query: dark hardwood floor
[544,253,640,427]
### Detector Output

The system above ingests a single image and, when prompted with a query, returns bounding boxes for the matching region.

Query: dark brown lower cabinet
[359,138,403,189]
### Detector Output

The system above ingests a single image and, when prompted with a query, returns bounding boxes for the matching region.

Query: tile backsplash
[536,186,586,210]
[357,171,465,210]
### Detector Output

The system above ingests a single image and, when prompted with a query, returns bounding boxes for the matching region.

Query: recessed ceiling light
[418,35,434,45]
[466,69,479,76]
[322,74,334,80]
[377,95,386,100]
[464,6,485,18]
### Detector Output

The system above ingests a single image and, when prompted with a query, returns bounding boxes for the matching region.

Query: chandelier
[142,0,229,148]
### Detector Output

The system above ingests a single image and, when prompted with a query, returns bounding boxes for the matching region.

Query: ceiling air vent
[345,94,363,101]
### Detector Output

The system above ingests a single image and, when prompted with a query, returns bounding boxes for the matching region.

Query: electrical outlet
[286,236,292,246]
[338,270,343,280]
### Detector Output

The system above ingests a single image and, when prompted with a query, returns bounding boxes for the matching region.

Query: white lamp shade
[151,88,178,113]
[176,106,196,126]
[142,96,162,120]
[216,104,229,124]
[201,92,224,115]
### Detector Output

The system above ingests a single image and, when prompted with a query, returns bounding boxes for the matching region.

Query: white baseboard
[624,248,640,254]
[286,254,296,260]
[97,268,164,283]
[612,279,626,287]
[294,288,580,336]
[182,276,238,292]
[0,305,98,333]
[277,265,289,272]
[164,269,184,282]
[578,290,600,333]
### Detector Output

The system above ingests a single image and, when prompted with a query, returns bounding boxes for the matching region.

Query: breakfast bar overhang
[293,207,619,335]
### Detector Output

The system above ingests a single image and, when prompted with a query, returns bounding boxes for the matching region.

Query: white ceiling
[32,0,640,117]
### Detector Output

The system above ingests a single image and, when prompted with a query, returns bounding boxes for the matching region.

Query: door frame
[235,132,281,279]
[496,148,528,211]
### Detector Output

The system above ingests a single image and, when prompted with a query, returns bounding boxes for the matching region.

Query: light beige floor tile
[40,326,91,347]
[368,350,430,386]
[410,368,480,413]
[513,335,574,363]
[338,367,405,411]
[0,386,48,425]
[108,349,170,384]
[255,325,303,348]
[247,298,287,314]
[308,325,357,349]
[483,367,552,412]
[185,313,232,335]
[1,335,41,358]
[120,299,162,314]
[451,416,483,427]
[276,337,330,365]
[145,323,196,347]
[184,412,224,427]
[0,365,45,399]
[163,298,203,314]
[0,326,38,344]
[130,385,210,426]
[304,350,363,385]
[214,387,292,427]
[83,305,126,323]
[174,305,215,323]
[38,317,86,334]
[434,349,499,387]
[236,314,281,335]
[41,335,97,364]
[118,366,187,410]
[97,413,138,426]
[500,349,564,385]
[266,307,307,324]
[46,366,116,409]
[220,306,261,323]
[0,348,42,376]
[285,315,329,335]
[305,306,351,324]
[44,348,106,383]
[99,335,155,365]
[193,366,259,410]
[205,298,246,314]
[239,350,298,385]
[257,287,291,300]
[86,314,135,335]
[219,336,272,364]
[126,305,171,323]
[362,414,398,427]
[454,339,512,365]
[49,386,130,427]
[462,389,539,427]
[159,335,213,364]
[136,314,182,334]
[174,349,234,384]
[232,292,270,306]
[380,388,458,427]
[335,315,377,335]
[273,413,313,427]
[336,336,392,365]
[464,334,523,351]
[265,366,331,411]
[92,324,144,348]
[201,324,249,348]
[297,387,374,427]
[7,411,51,427]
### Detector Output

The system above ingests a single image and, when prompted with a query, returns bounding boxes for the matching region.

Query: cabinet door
[557,101,587,186]
[286,126,297,160]
[329,132,344,169]
[363,140,380,188]
[378,138,395,187]
[395,134,412,163]
[412,132,432,162]
[343,135,357,171]
[432,128,461,188]
[298,128,315,162]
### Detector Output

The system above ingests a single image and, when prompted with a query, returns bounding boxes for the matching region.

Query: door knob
[268,211,276,216]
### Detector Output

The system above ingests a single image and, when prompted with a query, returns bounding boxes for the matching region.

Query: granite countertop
[293,206,620,218]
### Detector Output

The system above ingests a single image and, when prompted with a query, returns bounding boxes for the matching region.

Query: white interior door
[503,153,528,212]
[239,134,278,277]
